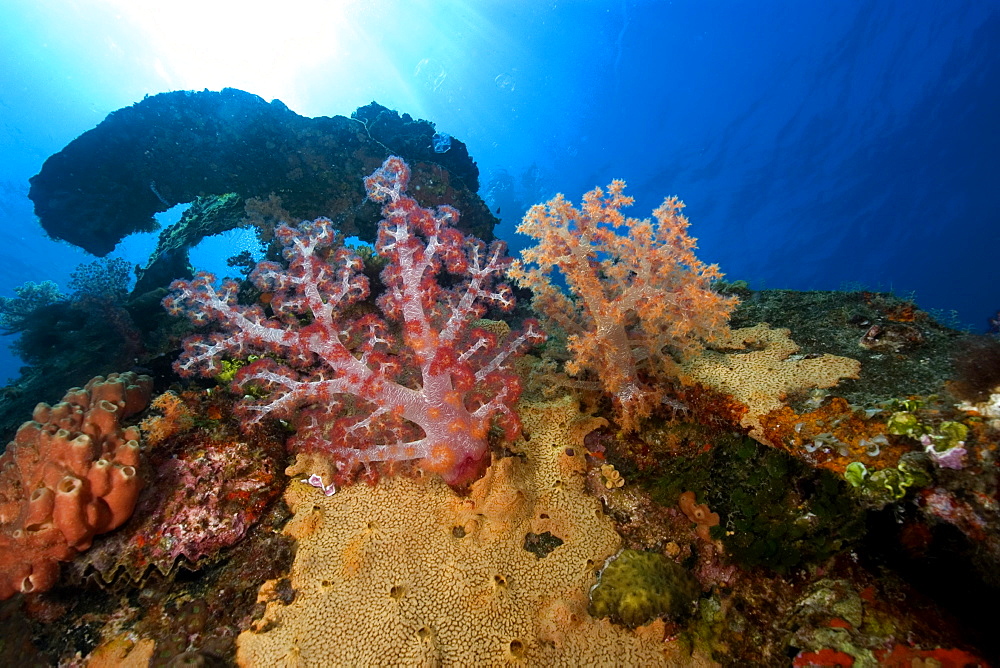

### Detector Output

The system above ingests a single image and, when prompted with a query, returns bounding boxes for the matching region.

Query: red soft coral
[165,157,543,487]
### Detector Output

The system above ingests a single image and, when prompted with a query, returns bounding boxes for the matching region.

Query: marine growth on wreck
[1,85,998,668]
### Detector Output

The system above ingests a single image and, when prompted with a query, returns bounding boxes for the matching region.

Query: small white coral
[957,387,1000,430]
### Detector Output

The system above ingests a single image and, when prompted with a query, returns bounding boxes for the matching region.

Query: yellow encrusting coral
[236,396,687,666]
[679,323,861,443]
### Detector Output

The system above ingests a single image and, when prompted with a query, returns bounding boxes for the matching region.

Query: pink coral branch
[166,157,543,487]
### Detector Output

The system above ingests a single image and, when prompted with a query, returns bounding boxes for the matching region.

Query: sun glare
[96,0,368,104]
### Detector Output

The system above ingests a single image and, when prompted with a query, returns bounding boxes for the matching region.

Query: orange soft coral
[139,390,195,447]
[510,180,737,431]
[678,490,720,541]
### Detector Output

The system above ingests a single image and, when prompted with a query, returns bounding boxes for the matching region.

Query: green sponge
[589,549,699,627]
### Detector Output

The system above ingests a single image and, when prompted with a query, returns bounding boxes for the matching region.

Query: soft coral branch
[509,180,737,431]
[165,157,543,487]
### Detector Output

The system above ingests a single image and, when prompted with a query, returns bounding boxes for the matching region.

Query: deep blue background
[1,0,997,383]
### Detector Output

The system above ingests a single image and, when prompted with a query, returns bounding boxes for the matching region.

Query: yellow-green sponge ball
[589,549,699,627]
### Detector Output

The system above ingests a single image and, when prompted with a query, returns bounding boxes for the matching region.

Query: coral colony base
[1,117,998,666]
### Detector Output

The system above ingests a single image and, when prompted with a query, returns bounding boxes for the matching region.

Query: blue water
[0,1,997,384]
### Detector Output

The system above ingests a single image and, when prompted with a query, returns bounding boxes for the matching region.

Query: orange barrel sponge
[0,371,152,599]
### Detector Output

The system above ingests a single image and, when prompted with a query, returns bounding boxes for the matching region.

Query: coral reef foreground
[1,103,998,667]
